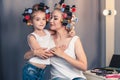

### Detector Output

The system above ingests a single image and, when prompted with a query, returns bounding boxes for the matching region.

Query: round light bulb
[113,10,117,15]
[103,10,111,16]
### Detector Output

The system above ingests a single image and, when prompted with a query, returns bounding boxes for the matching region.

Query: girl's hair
[54,0,78,32]
[22,2,50,26]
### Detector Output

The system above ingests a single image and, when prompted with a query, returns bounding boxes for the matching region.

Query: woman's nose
[50,18,53,23]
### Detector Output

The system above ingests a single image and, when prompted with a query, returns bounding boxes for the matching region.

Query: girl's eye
[35,18,46,21]
[36,18,39,21]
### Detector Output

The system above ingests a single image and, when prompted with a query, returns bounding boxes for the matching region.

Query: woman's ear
[60,19,63,23]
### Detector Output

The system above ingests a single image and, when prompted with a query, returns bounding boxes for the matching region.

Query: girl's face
[32,11,46,30]
[50,10,63,31]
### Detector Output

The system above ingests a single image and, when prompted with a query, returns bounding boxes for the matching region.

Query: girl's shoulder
[27,32,37,40]
[46,29,56,35]
[44,29,51,35]
[43,29,49,32]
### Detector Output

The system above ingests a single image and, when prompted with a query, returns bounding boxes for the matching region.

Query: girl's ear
[27,20,33,26]
[30,20,33,26]
[30,23,33,26]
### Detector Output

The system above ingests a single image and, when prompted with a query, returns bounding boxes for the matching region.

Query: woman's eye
[54,18,58,20]
[43,18,46,20]
[50,17,53,19]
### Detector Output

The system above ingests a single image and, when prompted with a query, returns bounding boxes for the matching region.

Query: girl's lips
[39,25,44,26]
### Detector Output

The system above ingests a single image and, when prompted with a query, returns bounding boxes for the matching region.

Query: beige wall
[105,0,115,66]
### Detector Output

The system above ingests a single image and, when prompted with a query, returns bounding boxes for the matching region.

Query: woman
[48,1,87,80]
[24,0,87,80]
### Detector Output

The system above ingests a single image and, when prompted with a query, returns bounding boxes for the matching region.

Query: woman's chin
[50,27,56,30]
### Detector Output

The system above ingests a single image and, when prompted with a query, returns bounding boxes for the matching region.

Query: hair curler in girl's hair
[22,2,50,26]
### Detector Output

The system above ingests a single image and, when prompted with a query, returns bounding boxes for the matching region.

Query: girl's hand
[34,48,54,59]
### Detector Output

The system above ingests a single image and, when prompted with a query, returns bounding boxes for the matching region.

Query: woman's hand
[24,50,34,60]
[68,27,75,37]
[24,48,54,60]
[50,45,66,58]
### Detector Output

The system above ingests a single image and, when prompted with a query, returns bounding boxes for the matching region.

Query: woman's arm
[50,38,87,71]
[24,50,34,60]
[73,38,87,71]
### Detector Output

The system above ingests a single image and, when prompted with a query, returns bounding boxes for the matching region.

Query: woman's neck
[55,27,68,40]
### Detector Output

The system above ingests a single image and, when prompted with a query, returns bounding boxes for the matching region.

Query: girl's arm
[25,34,52,59]
[50,37,87,71]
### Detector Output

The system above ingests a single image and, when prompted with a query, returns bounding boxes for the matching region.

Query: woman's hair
[54,0,78,32]
[22,2,50,26]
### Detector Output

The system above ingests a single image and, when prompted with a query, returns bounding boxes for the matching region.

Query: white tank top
[28,29,55,65]
[50,36,86,79]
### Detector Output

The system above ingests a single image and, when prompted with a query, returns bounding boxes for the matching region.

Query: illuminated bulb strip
[103,9,117,16]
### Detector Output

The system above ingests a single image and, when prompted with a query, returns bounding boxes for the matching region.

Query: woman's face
[50,10,63,31]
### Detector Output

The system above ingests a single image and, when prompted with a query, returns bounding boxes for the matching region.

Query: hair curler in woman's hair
[54,0,78,31]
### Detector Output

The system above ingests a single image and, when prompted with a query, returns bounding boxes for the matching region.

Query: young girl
[22,2,55,80]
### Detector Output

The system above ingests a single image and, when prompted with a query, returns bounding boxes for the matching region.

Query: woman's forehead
[52,10,62,16]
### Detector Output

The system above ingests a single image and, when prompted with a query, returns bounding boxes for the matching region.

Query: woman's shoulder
[73,35,79,38]
[68,36,79,44]
[70,35,79,40]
